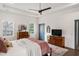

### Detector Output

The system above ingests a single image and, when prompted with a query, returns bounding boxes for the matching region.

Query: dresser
[48,36,65,47]
[17,31,29,39]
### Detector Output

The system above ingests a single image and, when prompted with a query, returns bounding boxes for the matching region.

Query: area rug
[48,44,68,56]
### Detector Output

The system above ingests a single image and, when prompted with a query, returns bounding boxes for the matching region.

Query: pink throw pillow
[0,37,7,53]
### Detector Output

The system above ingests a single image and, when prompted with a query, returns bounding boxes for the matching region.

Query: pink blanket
[29,38,51,55]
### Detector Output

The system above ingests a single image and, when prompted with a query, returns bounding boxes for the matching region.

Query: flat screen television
[52,29,62,36]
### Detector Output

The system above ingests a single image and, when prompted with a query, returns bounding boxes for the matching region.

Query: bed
[0,38,52,56]
[29,38,51,55]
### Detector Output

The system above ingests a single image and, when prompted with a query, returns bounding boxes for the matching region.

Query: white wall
[39,9,79,49]
[0,10,39,40]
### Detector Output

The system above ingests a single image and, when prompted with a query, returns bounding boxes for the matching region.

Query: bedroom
[0,3,79,56]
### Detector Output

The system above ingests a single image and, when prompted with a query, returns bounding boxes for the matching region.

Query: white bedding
[0,39,42,56]
[0,40,29,56]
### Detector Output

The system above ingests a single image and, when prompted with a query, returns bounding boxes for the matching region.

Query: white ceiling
[0,3,78,16]
[4,3,70,11]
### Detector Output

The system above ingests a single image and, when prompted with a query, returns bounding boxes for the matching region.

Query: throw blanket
[29,38,50,55]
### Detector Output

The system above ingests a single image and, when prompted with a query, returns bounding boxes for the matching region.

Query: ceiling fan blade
[29,6,51,15]
[39,7,51,13]
[29,9,38,11]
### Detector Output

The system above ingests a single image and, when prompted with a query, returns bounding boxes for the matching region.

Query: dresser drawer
[48,36,65,47]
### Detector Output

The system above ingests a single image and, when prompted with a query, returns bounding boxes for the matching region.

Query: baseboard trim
[65,47,74,50]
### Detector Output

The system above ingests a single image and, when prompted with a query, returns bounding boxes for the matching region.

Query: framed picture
[18,25,27,31]
[29,23,34,34]
[47,25,51,33]
[2,21,14,36]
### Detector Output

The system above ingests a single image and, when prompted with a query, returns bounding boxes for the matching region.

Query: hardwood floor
[64,49,79,56]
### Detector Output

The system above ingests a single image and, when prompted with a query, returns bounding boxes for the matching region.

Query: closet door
[75,20,79,49]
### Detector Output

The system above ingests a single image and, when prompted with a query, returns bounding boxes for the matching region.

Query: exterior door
[39,24,45,40]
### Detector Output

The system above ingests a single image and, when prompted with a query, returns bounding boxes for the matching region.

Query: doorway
[75,20,79,50]
[39,24,45,41]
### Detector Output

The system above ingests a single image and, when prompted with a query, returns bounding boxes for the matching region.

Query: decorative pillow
[4,39,13,48]
[0,38,7,53]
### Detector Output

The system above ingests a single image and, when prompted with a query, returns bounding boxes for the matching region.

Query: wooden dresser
[17,32,29,39]
[48,36,65,47]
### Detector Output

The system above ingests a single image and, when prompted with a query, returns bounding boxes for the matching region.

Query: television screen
[52,29,62,36]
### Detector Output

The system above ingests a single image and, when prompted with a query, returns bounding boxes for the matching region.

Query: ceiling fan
[29,3,52,15]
